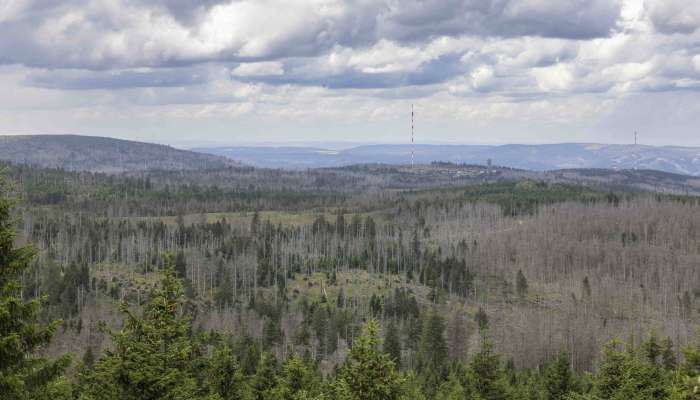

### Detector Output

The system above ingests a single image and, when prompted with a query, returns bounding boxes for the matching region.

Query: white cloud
[231,62,284,77]
[532,63,575,92]
[1,0,700,145]
[646,0,700,34]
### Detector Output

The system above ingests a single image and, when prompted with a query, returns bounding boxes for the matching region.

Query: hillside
[0,135,235,172]
[196,143,700,176]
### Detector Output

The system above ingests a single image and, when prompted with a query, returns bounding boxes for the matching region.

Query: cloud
[231,62,284,77]
[25,68,208,90]
[381,0,621,41]
[646,0,700,34]
[1,0,700,147]
[0,0,623,71]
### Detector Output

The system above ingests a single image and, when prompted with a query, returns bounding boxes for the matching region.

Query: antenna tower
[411,104,414,168]
[634,131,638,145]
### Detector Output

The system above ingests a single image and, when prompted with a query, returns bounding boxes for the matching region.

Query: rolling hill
[196,143,700,176]
[0,135,235,173]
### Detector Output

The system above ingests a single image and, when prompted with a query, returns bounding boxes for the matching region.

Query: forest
[2,161,700,400]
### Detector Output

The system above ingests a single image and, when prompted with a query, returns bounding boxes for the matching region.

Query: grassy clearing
[287,270,407,303]
[125,209,386,227]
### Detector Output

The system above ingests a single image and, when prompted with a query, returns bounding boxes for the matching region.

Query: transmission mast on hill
[635,131,638,145]
[411,104,415,168]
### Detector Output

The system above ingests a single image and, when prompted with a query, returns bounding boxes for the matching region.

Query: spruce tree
[435,372,466,400]
[251,352,278,400]
[671,329,700,399]
[417,312,448,374]
[660,336,677,370]
[417,312,448,395]
[515,269,528,299]
[543,352,572,400]
[475,306,489,331]
[581,276,592,300]
[78,256,207,400]
[593,340,669,400]
[335,320,404,400]
[384,319,402,368]
[207,343,250,400]
[272,355,321,400]
[643,332,661,365]
[0,176,70,400]
[467,334,508,400]
[175,251,187,279]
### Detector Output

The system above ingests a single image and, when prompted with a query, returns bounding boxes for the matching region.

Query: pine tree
[82,347,96,369]
[660,336,677,370]
[543,352,572,400]
[0,176,70,400]
[311,305,328,360]
[78,255,207,400]
[593,340,669,400]
[263,317,284,350]
[215,268,235,308]
[435,372,466,400]
[417,313,448,373]
[643,332,661,365]
[515,269,528,299]
[581,276,592,300]
[336,287,345,308]
[384,320,402,368]
[475,306,489,331]
[272,355,321,400]
[251,352,278,400]
[417,312,448,394]
[670,330,700,399]
[207,343,250,400]
[467,334,508,400]
[335,320,404,400]
[175,251,187,278]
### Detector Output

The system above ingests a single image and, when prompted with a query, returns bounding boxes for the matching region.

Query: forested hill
[197,143,700,176]
[0,135,235,172]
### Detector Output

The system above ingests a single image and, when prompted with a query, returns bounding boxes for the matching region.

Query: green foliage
[271,355,322,400]
[467,334,509,400]
[206,343,251,400]
[435,372,466,400]
[543,352,573,400]
[7,165,700,400]
[334,320,404,400]
[461,181,607,216]
[515,269,528,299]
[672,329,700,399]
[475,306,489,331]
[417,312,448,393]
[251,352,279,400]
[77,255,208,400]
[661,337,677,370]
[593,340,670,400]
[384,320,402,368]
[0,175,70,400]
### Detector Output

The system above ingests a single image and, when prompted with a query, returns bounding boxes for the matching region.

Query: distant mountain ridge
[196,143,700,176]
[0,135,235,173]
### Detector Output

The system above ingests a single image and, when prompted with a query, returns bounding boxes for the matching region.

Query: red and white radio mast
[411,104,415,168]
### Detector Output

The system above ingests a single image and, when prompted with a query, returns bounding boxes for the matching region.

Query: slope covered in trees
[0,135,235,173]
[2,160,700,398]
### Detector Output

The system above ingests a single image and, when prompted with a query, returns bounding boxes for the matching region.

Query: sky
[0,0,699,147]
